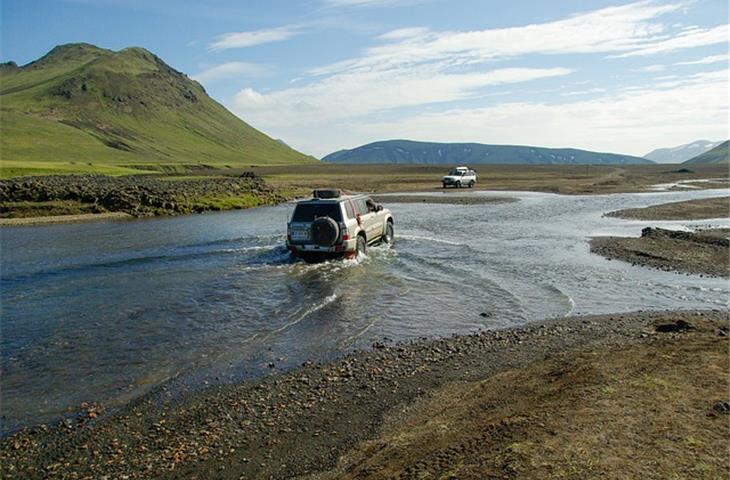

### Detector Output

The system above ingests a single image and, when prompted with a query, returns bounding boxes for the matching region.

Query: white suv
[442,166,477,188]
[286,189,394,262]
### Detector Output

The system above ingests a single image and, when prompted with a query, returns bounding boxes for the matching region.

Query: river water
[1,188,728,432]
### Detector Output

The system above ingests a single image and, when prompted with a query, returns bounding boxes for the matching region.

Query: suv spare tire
[311,217,340,246]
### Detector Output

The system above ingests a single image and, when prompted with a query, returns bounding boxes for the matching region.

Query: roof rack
[312,188,341,199]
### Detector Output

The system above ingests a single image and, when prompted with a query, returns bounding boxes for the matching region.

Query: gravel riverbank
[606,196,729,220]
[2,310,727,479]
[591,227,729,278]
[591,196,730,277]
[0,212,131,226]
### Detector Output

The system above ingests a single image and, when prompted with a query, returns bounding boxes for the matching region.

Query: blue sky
[2,0,728,158]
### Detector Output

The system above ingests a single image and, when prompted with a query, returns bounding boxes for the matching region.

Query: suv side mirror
[377,205,383,212]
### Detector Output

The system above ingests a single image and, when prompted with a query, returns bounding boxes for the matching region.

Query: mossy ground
[313,316,729,480]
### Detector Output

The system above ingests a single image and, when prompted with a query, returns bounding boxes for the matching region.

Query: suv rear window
[292,203,343,222]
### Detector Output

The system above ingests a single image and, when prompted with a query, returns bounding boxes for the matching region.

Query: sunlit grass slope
[0,43,316,177]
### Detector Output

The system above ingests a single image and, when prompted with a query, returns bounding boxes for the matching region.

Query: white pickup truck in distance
[442,166,477,188]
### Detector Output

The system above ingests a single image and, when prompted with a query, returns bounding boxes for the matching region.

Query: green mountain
[682,140,729,165]
[0,43,315,177]
[322,140,653,165]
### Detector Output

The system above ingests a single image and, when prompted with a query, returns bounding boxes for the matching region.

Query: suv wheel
[383,222,394,245]
[356,235,366,256]
[468,180,474,188]
[455,181,461,188]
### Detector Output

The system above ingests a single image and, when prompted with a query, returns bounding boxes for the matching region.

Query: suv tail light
[341,223,350,241]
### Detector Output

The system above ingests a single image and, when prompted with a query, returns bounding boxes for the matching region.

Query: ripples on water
[1,188,728,431]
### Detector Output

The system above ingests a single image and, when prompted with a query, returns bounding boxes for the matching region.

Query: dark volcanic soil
[591,227,729,277]
[2,310,727,479]
[0,173,283,218]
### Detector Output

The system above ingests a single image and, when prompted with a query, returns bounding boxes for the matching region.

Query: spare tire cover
[311,217,340,246]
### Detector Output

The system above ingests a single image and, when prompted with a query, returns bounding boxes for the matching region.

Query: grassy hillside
[0,43,316,177]
[683,140,729,165]
[323,139,653,165]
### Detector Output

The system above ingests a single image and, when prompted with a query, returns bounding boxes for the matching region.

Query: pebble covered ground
[592,196,729,277]
[591,227,729,277]
[606,196,729,221]
[2,309,727,479]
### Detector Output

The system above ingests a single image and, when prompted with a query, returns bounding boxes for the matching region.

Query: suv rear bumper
[287,238,357,254]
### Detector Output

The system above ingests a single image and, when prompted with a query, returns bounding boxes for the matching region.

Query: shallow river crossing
[1,188,728,431]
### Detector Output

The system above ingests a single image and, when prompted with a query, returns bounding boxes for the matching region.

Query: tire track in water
[260,293,340,340]
[336,265,410,349]
[395,247,528,319]
[2,237,284,283]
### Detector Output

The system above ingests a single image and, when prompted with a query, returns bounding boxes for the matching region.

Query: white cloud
[209,27,300,50]
[636,64,666,72]
[614,24,728,57]
[377,27,430,40]
[222,1,730,157]
[324,0,419,7]
[234,68,728,157]
[338,70,730,157]
[192,62,270,83]
[305,1,716,79]
[235,88,271,108]
[234,67,572,124]
[560,88,607,96]
[232,66,572,157]
[313,1,684,77]
[675,53,730,65]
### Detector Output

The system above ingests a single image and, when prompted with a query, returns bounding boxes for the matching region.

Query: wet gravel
[606,196,729,220]
[2,309,726,479]
[591,227,730,278]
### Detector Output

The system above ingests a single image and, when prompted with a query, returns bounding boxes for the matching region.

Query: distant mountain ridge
[683,141,729,165]
[323,140,653,165]
[644,140,724,163]
[0,43,314,175]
